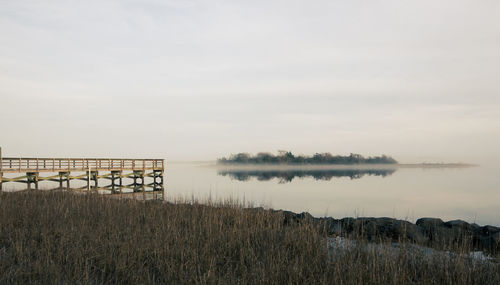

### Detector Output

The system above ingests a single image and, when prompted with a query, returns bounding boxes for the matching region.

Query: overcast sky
[1,0,499,163]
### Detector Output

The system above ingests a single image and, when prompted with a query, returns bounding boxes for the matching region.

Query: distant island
[217,151,398,165]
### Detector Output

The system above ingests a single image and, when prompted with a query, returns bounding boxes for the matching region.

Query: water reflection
[217,168,397,183]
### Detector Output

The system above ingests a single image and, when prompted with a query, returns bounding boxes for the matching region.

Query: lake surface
[165,162,500,226]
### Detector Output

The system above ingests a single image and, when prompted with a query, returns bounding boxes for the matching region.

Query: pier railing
[0,147,165,192]
[0,157,165,173]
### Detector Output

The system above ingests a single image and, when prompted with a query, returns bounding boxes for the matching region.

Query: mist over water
[165,162,500,227]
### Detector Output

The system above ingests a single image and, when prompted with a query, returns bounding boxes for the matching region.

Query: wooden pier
[0,147,164,193]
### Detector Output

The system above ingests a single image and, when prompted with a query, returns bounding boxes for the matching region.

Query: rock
[444,219,471,230]
[329,221,343,235]
[493,232,500,249]
[339,217,356,230]
[325,217,427,243]
[416,218,444,228]
[482,225,500,236]
[393,220,427,244]
[297,212,313,221]
[282,210,298,225]
[361,218,397,241]
[479,232,500,253]
[271,207,499,254]
[317,217,336,234]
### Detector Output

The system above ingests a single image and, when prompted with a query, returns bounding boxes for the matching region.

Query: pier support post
[161,160,165,193]
[111,171,121,193]
[153,170,163,191]
[160,170,164,191]
[0,172,3,192]
[111,171,115,192]
[87,171,90,191]
[86,171,98,190]
[94,171,98,189]
[27,172,38,190]
[67,172,70,189]
[119,170,123,193]
[59,172,64,189]
[141,170,145,192]
[133,172,136,190]
[59,172,70,190]
[153,170,157,190]
[133,170,144,192]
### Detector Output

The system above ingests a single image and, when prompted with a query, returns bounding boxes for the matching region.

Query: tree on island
[217,151,397,165]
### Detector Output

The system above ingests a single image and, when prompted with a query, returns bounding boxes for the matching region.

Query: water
[165,162,500,226]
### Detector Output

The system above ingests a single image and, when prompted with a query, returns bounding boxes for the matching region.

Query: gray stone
[329,221,343,235]
[297,212,313,220]
[444,219,471,229]
[393,220,427,244]
[416,218,444,228]
[479,232,500,252]
[482,225,500,236]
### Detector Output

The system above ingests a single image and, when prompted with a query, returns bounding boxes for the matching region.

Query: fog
[1,0,499,163]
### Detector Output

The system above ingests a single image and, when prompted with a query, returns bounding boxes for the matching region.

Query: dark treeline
[218,151,398,165]
[218,169,396,183]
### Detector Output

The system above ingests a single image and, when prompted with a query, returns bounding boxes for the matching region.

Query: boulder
[329,221,343,235]
[271,208,499,254]
[281,210,299,225]
[479,231,500,253]
[393,220,427,244]
[481,225,500,236]
[326,217,427,243]
[416,218,444,228]
[444,219,471,230]
[297,212,313,221]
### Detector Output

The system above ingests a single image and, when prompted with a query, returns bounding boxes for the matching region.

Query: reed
[0,191,498,284]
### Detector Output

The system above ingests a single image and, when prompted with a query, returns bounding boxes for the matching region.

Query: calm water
[166,162,500,226]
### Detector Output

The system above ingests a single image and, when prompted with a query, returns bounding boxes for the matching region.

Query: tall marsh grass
[0,191,498,284]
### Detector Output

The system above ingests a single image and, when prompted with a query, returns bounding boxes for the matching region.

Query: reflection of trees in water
[217,169,397,183]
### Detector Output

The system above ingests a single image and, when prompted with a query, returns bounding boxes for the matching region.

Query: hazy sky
[1,0,499,163]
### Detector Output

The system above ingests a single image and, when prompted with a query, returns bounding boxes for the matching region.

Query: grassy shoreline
[0,191,498,284]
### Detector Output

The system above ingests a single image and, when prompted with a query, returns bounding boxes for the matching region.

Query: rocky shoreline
[264,209,500,254]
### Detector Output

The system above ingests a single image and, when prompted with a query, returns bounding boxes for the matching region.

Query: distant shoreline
[213,162,476,170]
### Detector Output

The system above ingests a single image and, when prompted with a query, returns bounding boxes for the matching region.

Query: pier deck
[0,148,165,192]
[0,157,164,173]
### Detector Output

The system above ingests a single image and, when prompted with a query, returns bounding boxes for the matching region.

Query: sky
[1,0,499,163]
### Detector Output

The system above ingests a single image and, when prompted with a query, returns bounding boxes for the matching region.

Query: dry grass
[0,191,498,284]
